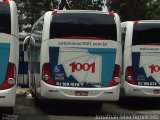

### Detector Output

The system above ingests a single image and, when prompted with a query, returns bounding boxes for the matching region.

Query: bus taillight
[125,66,138,85]
[134,20,139,24]
[52,10,58,15]
[0,63,16,90]
[3,0,9,4]
[42,63,56,85]
[108,64,120,87]
[109,12,115,17]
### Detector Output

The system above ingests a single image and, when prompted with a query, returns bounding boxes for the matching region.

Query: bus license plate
[154,89,160,94]
[75,91,88,96]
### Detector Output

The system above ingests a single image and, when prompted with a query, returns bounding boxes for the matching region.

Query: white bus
[24,10,121,105]
[122,20,160,97]
[18,33,29,87]
[0,0,19,112]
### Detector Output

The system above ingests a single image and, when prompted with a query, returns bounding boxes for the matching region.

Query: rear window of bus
[132,23,160,45]
[0,2,11,34]
[50,13,117,40]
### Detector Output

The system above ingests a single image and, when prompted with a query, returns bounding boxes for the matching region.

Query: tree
[68,0,95,10]
[110,0,148,21]
[16,0,27,32]
[110,0,160,21]
[16,0,106,32]
[15,0,160,32]
[51,0,60,9]
[147,0,160,19]
[16,0,51,32]
[59,0,70,10]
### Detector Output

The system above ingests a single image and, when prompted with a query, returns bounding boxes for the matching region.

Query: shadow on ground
[36,99,102,116]
[117,96,160,110]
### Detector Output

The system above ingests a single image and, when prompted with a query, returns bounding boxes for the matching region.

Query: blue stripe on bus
[18,62,28,74]
[0,43,10,86]
[49,47,59,79]
[87,48,116,86]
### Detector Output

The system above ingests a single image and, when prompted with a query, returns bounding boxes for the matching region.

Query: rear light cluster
[52,10,58,15]
[134,20,139,24]
[109,12,115,17]
[125,66,138,85]
[42,63,56,85]
[108,64,120,87]
[2,0,9,4]
[0,63,16,90]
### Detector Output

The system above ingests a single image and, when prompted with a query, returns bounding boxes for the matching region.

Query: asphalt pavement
[0,86,160,120]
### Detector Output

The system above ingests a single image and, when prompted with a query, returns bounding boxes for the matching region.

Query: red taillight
[109,12,115,17]
[0,63,16,90]
[3,0,9,4]
[125,66,138,85]
[108,64,120,87]
[42,63,56,85]
[52,10,58,15]
[134,20,139,24]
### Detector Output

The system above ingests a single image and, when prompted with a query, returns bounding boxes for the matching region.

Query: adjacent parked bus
[122,20,160,97]
[0,0,19,111]
[24,10,121,105]
[18,33,29,87]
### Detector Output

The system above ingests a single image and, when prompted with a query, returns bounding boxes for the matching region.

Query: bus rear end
[41,11,121,101]
[0,0,18,108]
[124,20,160,97]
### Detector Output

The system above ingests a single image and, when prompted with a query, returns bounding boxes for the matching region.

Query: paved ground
[1,87,160,120]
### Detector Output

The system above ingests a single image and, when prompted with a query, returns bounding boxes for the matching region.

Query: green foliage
[16,0,51,32]
[68,0,93,9]
[146,0,160,19]
[111,0,160,21]
[15,0,160,32]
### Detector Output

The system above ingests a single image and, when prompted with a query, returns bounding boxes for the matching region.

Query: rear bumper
[124,81,160,97]
[40,81,120,101]
[0,86,16,107]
